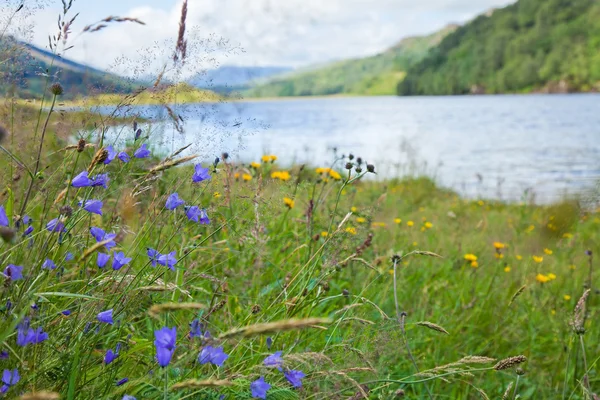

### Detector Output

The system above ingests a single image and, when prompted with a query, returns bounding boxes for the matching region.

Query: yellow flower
[504,266,511,272]
[213,192,221,198]
[464,254,478,262]
[270,155,277,162]
[412,241,418,247]
[418,207,425,212]
[424,222,433,229]
[356,217,366,224]
[351,207,357,213]
[394,218,402,224]
[547,273,556,280]
[234,172,240,179]
[242,173,252,181]
[564,295,571,301]
[271,171,291,181]
[345,227,357,235]
[372,222,386,228]
[532,256,544,263]
[283,197,294,209]
[477,200,484,206]
[526,224,535,233]
[329,170,342,180]
[569,265,576,270]
[495,253,504,259]
[407,221,414,227]
[551,309,556,315]
[493,242,506,249]
[536,274,550,283]
[250,162,261,169]
[321,231,328,237]
[516,255,523,260]
[471,261,479,268]
[420,227,426,232]
[315,167,331,174]
[563,233,573,239]
[262,155,277,163]
[543,248,553,255]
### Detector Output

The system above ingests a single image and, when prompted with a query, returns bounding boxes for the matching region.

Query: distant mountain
[0,37,136,99]
[245,25,458,97]
[188,66,292,93]
[398,0,600,95]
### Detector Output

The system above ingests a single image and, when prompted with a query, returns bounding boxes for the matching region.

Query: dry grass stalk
[413,250,443,258]
[53,188,68,205]
[20,392,60,400]
[148,302,206,318]
[571,289,590,334]
[416,321,450,335]
[458,356,496,364]
[148,154,198,174]
[473,386,490,400]
[341,317,375,325]
[79,238,116,261]
[509,285,527,306]
[493,355,527,370]
[328,371,369,398]
[171,379,231,390]
[502,382,514,399]
[218,318,331,339]
[173,0,188,63]
[87,148,108,172]
[63,143,95,151]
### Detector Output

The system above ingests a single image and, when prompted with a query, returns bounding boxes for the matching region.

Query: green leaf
[34,292,102,300]
[5,187,13,222]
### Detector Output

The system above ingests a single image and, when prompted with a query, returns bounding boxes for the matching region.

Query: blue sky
[4,0,516,76]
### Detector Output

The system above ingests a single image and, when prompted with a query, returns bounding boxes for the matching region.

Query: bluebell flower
[165,193,185,210]
[71,171,92,187]
[65,252,74,261]
[112,252,131,270]
[61,310,71,316]
[0,205,9,227]
[123,396,136,400]
[22,215,32,225]
[266,337,272,350]
[22,225,34,237]
[116,377,129,386]
[97,309,114,324]
[147,248,160,266]
[0,351,8,359]
[264,351,283,369]
[157,251,177,271]
[284,370,305,388]
[118,152,130,163]
[189,319,203,338]
[97,253,110,268]
[91,173,109,188]
[46,218,65,233]
[134,127,142,141]
[250,376,271,399]
[90,227,117,249]
[30,303,38,311]
[154,326,176,367]
[1,368,19,394]
[42,259,56,270]
[198,346,228,366]
[199,209,210,225]
[4,264,23,281]
[81,199,103,215]
[105,348,118,364]
[104,145,117,164]
[134,143,150,158]
[185,206,201,222]
[192,164,211,183]
[17,320,48,346]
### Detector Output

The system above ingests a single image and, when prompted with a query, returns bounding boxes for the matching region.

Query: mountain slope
[398,0,600,95]
[188,66,292,93]
[246,25,458,97]
[0,37,136,99]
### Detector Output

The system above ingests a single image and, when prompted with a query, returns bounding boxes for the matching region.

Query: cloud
[11,0,515,75]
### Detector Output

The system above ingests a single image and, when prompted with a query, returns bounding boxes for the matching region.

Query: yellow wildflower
[471,261,479,268]
[526,224,535,233]
[407,221,414,227]
[464,254,478,262]
[329,170,342,180]
[477,200,484,206]
[283,197,294,209]
[418,207,425,212]
[250,162,261,169]
[242,173,252,181]
[493,242,506,249]
[351,207,357,213]
[394,218,402,224]
[547,273,556,280]
[345,227,357,235]
[564,295,571,301]
[424,222,433,229]
[516,255,523,260]
[495,253,504,259]
[372,222,386,228]
[213,192,221,198]
[261,154,277,163]
[412,241,418,247]
[563,233,573,239]
[532,256,544,263]
[551,309,556,315]
[536,274,550,283]
[569,265,576,270]
[504,266,511,272]
[234,172,240,179]
[356,217,366,224]
[315,167,330,174]
[320,231,328,237]
[543,248,553,255]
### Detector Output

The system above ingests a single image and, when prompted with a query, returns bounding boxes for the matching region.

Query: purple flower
[157,251,177,271]
[71,171,92,187]
[266,337,272,350]
[91,173,109,188]
[17,321,48,346]
[189,319,202,338]
[61,310,71,316]
[250,376,271,399]
[22,215,32,225]
[90,227,117,249]
[1,368,19,394]
[116,377,129,386]
[118,152,130,163]
[0,206,9,227]
[65,252,74,261]
[134,128,142,141]
[46,218,65,233]
[97,253,110,268]
[198,346,228,366]
[22,225,34,237]
[42,259,56,270]
[284,370,305,388]
[104,145,117,164]
[4,264,23,281]
[199,209,210,225]
[154,326,177,367]
[192,164,211,183]
[264,351,283,369]
[185,206,201,222]
[134,144,150,158]
[165,193,185,210]
[97,309,114,324]
[147,248,161,267]
[81,199,103,215]
[123,396,136,400]
[112,252,131,270]
[0,351,8,359]
[105,348,118,364]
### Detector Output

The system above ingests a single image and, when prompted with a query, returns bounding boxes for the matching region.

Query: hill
[188,66,292,94]
[397,0,600,95]
[0,37,137,99]
[246,25,458,97]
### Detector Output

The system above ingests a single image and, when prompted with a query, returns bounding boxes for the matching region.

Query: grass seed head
[493,355,527,370]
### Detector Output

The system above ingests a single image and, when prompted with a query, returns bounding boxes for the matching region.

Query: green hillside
[398,0,600,95]
[246,25,457,97]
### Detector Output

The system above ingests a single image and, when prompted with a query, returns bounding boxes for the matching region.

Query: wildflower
[234,172,240,180]
[504,266,511,272]
[90,227,117,249]
[329,170,342,180]
[0,351,8,359]
[189,319,203,338]
[526,224,535,233]
[81,200,103,215]
[536,274,550,283]
[283,197,294,209]
[123,396,136,400]
[16,321,48,346]
[198,209,210,224]
[407,221,414,227]
[46,218,65,233]
[97,309,114,324]
[192,164,211,183]
[0,206,8,227]
[118,152,130,163]
[250,162,261,169]
[147,248,161,266]
[320,231,328,237]
[350,206,357,212]
[356,217,366,224]
[97,253,110,268]
[251,376,271,399]
[166,193,185,210]
[198,346,229,366]
[544,248,553,255]
[1,368,19,394]
[42,259,56,270]
[464,254,478,262]
[154,326,177,367]
[134,143,150,158]
[71,171,92,187]
[242,173,252,181]
[569,265,576,270]
[112,252,131,270]
[548,273,557,280]
[158,251,177,271]
[4,264,23,280]
[471,261,479,268]
[564,295,571,301]
[65,252,74,261]
[495,253,504,259]
[91,173,109,188]
[266,337,272,350]
[61,310,71,316]
[22,225,33,237]
[563,233,573,239]
[116,378,129,386]
[105,349,118,364]
[372,222,386,228]
[516,255,523,260]
[262,155,276,163]
[493,242,505,249]
[345,227,357,235]
[284,370,305,388]
[532,256,543,263]
[185,206,203,222]
[394,218,402,224]
[103,145,117,164]
[424,222,433,229]
[264,351,283,369]
[213,192,221,198]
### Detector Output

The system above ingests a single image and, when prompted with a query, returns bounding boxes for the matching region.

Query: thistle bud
[367,164,375,173]
[345,162,353,170]
[50,83,63,96]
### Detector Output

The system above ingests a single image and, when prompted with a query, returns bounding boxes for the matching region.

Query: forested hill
[397,0,600,96]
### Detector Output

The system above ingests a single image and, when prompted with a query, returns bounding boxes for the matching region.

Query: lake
[101,94,600,202]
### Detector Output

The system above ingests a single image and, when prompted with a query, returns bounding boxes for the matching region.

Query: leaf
[5,187,13,222]
[34,292,101,300]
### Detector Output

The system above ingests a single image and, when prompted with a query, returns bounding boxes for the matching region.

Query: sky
[4,0,516,76]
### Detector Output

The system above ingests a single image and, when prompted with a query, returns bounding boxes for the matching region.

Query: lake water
[101,94,600,202]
